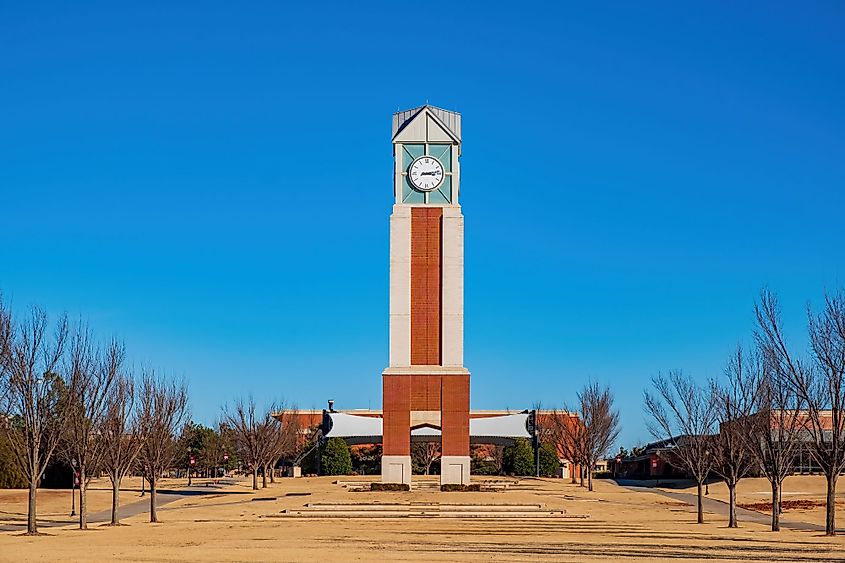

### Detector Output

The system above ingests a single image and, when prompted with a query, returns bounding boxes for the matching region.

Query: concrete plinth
[440,455,471,486]
[381,455,412,485]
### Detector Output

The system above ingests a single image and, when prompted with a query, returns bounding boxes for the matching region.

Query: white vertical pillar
[441,206,464,367]
[388,205,411,368]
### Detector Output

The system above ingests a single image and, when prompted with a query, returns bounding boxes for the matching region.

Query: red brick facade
[410,207,442,365]
[410,374,442,411]
[441,375,470,456]
[383,373,470,458]
[383,375,411,456]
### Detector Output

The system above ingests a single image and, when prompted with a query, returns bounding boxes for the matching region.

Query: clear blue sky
[1,2,843,450]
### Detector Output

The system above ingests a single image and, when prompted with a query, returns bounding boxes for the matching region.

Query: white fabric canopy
[470,413,531,439]
[324,412,382,438]
[411,426,441,437]
[324,412,531,442]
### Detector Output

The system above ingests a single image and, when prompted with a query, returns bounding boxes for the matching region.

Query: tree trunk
[696,481,704,524]
[111,476,121,525]
[27,476,38,534]
[570,463,576,484]
[825,472,837,536]
[262,466,268,488]
[149,478,158,523]
[79,465,87,530]
[579,465,585,487]
[270,464,275,484]
[252,468,258,490]
[771,480,780,532]
[728,480,737,528]
[588,469,593,492]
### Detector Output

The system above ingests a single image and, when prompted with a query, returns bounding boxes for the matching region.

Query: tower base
[440,456,471,486]
[381,455,412,485]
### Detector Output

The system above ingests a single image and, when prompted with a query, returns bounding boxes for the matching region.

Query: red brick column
[382,375,410,456]
[440,374,470,457]
[410,207,442,365]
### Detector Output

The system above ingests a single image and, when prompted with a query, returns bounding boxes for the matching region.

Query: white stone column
[388,205,411,368]
[441,206,464,367]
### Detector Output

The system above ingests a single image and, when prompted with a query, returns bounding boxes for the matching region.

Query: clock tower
[382,105,470,486]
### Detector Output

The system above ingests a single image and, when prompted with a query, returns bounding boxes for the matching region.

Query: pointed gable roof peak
[392,104,461,142]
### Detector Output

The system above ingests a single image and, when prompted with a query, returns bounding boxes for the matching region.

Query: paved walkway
[1,480,240,533]
[615,479,840,533]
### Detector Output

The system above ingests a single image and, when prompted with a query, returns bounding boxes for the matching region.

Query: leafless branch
[138,369,188,523]
[644,370,717,524]
[0,299,71,534]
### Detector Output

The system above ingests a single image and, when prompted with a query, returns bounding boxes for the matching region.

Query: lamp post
[222,451,229,478]
[70,458,78,517]
[187,446,193,486]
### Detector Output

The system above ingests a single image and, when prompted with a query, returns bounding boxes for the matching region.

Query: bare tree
[101,372,144,525]
[0,301,70,534]
[741,346,804,532]
[645,370,717,524]
[138,371,188,523]
[549,409,586,486]
[225,401,299,488]
[62,327,121,529]
[268,405,301,481]
[578,383,620,492]
[223,397,267,490]
[259,424,274,488]
[412,441,441,474]
[756,288,845,536]
[711,346,757,528]
[256,403,294,487]
[492,444,505,475]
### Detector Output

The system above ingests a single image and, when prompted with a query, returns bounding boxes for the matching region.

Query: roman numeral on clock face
[409,155,444,192]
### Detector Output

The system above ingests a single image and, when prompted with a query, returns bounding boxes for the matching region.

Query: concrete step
[305,503,545,511]
[272,509,571,518]
[271,501,572,519]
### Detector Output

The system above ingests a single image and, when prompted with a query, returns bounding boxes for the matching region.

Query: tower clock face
[408,156,444,192]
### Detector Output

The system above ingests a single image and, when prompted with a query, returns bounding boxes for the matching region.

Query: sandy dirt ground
[676,475,845,529]
[2,476,845,562]
[0,477,160,526]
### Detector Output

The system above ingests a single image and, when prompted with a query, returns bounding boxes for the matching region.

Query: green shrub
[503,438,535,476]
[472,461,500,475]
[321,437,352,476]
[539,443,559,477]
[593,471,613,479]
[299,443,319,475]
